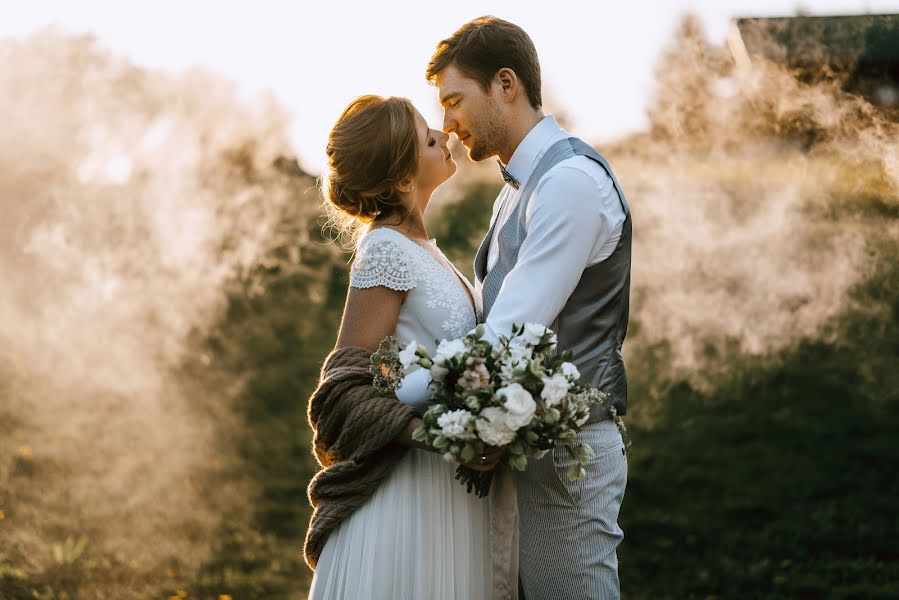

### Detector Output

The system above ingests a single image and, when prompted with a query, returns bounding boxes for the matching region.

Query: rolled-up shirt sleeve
[482,165,615,344]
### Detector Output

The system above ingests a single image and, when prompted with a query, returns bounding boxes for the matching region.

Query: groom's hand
[461,447,504,472]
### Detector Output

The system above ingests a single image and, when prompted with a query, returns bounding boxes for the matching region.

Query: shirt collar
[503,114,562,185]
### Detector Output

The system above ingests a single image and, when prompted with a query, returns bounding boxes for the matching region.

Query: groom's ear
[494,68,519,103]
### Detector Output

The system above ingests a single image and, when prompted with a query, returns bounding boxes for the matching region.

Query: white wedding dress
[309,226,493,600]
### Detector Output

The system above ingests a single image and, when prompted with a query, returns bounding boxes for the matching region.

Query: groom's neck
[498,109,546,165]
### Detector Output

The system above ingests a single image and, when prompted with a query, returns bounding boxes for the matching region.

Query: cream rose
[475,407,517,447]
[540,373,571,408]
[497,383,537,430]
[561,362,580,381]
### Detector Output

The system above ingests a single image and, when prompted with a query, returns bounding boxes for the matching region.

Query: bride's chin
[432,170,456,193]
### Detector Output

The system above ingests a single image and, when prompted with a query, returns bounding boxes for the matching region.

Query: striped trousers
[514,419,628,599]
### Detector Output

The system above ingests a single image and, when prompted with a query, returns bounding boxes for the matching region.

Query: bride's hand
[461,446,504,472]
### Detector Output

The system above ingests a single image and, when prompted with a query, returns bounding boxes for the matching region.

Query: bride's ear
[396,177,416,194]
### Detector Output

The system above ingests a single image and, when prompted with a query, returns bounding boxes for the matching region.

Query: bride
[307,95,507,599]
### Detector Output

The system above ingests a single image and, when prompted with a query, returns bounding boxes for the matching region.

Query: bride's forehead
[414,112,430,133]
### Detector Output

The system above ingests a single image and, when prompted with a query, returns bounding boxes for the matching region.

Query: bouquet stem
[454,465,494,498]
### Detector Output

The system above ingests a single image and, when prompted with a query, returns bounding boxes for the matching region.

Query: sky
[4,0,899,173]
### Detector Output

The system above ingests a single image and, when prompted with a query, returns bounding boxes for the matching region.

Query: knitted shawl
[303,345,419,570]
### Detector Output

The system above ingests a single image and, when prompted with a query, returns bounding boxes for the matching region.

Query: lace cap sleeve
[350,235,417,291]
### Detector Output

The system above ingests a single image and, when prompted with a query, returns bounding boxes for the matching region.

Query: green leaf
[411,426,428,442]
[545,408,561,424]
[460,445,476,463]
[510,454,529,471]
[71,535,88,560]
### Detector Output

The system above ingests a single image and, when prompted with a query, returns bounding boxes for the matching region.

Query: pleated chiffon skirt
[309,448,493,600]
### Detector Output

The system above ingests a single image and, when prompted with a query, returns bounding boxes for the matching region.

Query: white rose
[476,407,517,447]
[435,338,467,363]
[398,341,419,369]
[505,340,533,367]
[522,323,552,346]
[561,362,580,381]
[540,373,571,408]
[437,409,477,440]
[497,383,537,430]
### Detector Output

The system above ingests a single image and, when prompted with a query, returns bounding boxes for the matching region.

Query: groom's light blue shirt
[481,114,625,342]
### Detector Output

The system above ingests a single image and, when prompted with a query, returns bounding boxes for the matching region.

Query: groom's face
[436,65,506,162]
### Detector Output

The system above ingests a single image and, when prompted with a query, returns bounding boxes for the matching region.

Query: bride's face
[411,108,456,196]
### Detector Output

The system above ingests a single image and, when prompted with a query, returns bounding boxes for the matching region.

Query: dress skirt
[309,448,493,599]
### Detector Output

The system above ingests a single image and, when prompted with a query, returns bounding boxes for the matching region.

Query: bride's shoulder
[350,228,419,291]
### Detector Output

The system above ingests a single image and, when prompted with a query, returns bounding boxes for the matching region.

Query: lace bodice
[350,228,479,353]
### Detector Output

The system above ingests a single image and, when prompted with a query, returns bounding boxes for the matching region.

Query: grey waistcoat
[474,137,631,418]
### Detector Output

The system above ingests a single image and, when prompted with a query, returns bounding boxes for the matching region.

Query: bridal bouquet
[370,323,627,497]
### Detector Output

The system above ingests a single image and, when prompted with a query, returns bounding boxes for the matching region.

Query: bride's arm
[334,285,434,452]
[335,285,403,352]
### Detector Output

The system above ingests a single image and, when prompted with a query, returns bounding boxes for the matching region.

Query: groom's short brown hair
[426,16,542,110]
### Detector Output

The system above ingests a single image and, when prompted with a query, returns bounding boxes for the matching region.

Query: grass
[619,237,899,599]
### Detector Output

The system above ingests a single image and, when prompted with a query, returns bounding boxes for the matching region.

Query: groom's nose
[442,114,456,135]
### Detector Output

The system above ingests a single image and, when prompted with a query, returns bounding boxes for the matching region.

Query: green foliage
[186,210,350,595]
[29,585,72,600]
[51,537,87,566]
[184,525,305,600]
[427,181,502,280]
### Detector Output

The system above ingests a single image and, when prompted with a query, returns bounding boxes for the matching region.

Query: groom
[428,16,631,600]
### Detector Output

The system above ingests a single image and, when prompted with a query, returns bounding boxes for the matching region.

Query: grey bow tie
[497,160,520,189]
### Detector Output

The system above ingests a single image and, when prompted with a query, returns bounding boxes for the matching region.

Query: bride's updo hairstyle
[323,95,420,245]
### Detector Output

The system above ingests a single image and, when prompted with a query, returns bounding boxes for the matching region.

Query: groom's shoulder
[542,149,614,197]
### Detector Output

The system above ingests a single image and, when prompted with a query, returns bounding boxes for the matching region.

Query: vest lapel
[474,190,509,283]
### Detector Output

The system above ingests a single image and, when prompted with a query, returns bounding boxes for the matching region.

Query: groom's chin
[468,146,492,162]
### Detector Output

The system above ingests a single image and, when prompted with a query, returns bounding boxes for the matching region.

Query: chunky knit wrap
[303,346,419,570]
